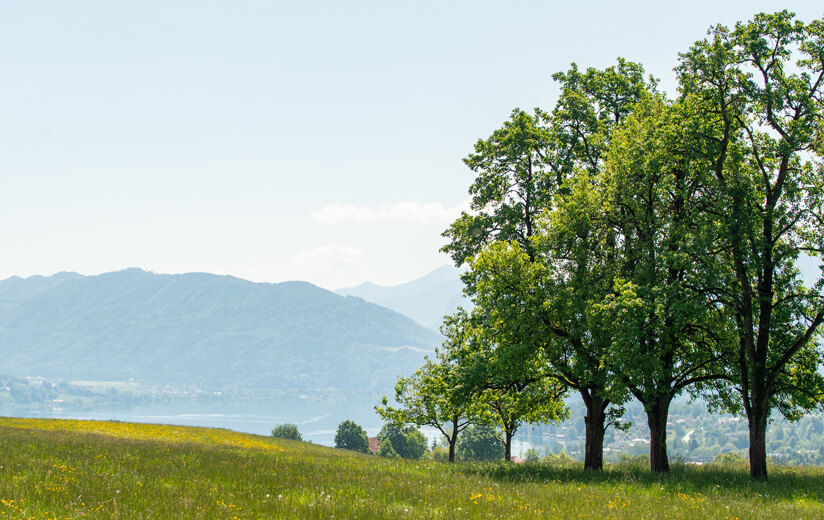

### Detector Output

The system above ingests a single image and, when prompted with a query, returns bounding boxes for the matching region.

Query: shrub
[618,453,649,467]
[430,445,450,462]
[456,424,503,462]
[713,451,747,466]
[542,451,577,466]
[334,420,369,453]
[271,423,302,441]
[523,447,542,463]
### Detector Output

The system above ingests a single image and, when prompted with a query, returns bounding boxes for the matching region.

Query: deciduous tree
[376,316,476,463]
[597,94,728,473]
[377,422,428,460]
[676,10,824,480]
[271,423,302,441]
[443,310,568,461]
[442,60,653,470]
[334,420,369,454]
[456,424,504,462]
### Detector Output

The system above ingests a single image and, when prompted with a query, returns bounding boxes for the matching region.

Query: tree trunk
[582,390,607,471]
[504,430,513,462]
[447,416,459,463]
[747,403,769,480]
[646,394,671,473]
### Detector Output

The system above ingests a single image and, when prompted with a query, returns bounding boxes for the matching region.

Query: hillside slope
[0,417,820,520]
[0,269,439,393]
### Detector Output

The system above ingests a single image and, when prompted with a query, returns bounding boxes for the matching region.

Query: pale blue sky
[1,1,822,289]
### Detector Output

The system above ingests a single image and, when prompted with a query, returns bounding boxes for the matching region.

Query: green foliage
[271,423,302,441]
[377,422,428,460]
[618,454,651,465]
[439,292,569,460]
[549,57,653,176]
[713,452,748,466]
[599,93,724,397]
[377,439,400,459]
[441,59,656,471]
[429,444,450,462]
[376,330,477,461]
[523,447,542,463]
[542,451,578,466]
[438,10,824,480]
[334,420,369,454]
[441,109,555,265]
[457,424,504,462]
[404,428,428,460]
[674,10,824,479]
[590,92,732,472]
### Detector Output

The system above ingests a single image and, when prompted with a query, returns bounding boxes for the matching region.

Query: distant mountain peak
[335,265,470,331]
[336,264,463,293]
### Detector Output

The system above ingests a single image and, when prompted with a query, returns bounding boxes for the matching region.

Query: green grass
[0,417,822,519]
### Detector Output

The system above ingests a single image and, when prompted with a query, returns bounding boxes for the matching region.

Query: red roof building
[368,436,379,454]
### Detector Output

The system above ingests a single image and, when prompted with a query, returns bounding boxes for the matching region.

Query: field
[0,417,822,519]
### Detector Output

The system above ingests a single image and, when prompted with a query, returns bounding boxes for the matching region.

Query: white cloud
[311,199,471,225]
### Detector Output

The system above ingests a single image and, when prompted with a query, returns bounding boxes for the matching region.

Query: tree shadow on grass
[461,461,824,503]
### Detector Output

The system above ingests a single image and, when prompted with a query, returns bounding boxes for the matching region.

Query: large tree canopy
[676,10,824,480]
[597,94,729,473]
[442,59,654,266]
[441,59,654,471]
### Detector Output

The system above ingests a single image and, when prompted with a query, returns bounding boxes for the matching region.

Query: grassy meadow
[0,417,822,519]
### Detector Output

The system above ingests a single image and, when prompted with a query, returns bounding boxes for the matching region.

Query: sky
[1,1,822,290]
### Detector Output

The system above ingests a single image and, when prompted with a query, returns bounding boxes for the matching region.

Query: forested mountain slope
[0,269,439,393]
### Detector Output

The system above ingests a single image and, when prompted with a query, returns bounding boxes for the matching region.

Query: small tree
[334,420,369,454]
[457,424,504,462]
[377,422,428,460]
[271,423,302,441]
[376,317,477,463]
[478,381,567,462]
[713,451,748,466]
[399,428,427,460]
[443,308,568,462]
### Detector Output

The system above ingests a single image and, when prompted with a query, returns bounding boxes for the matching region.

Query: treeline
[274,420,508,463]
[0,376,170,408]
[0,376,58,405]
[379,11,824,481]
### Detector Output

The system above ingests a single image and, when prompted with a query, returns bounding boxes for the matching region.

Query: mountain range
[0,269,441,395]
[336,265,470,330]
